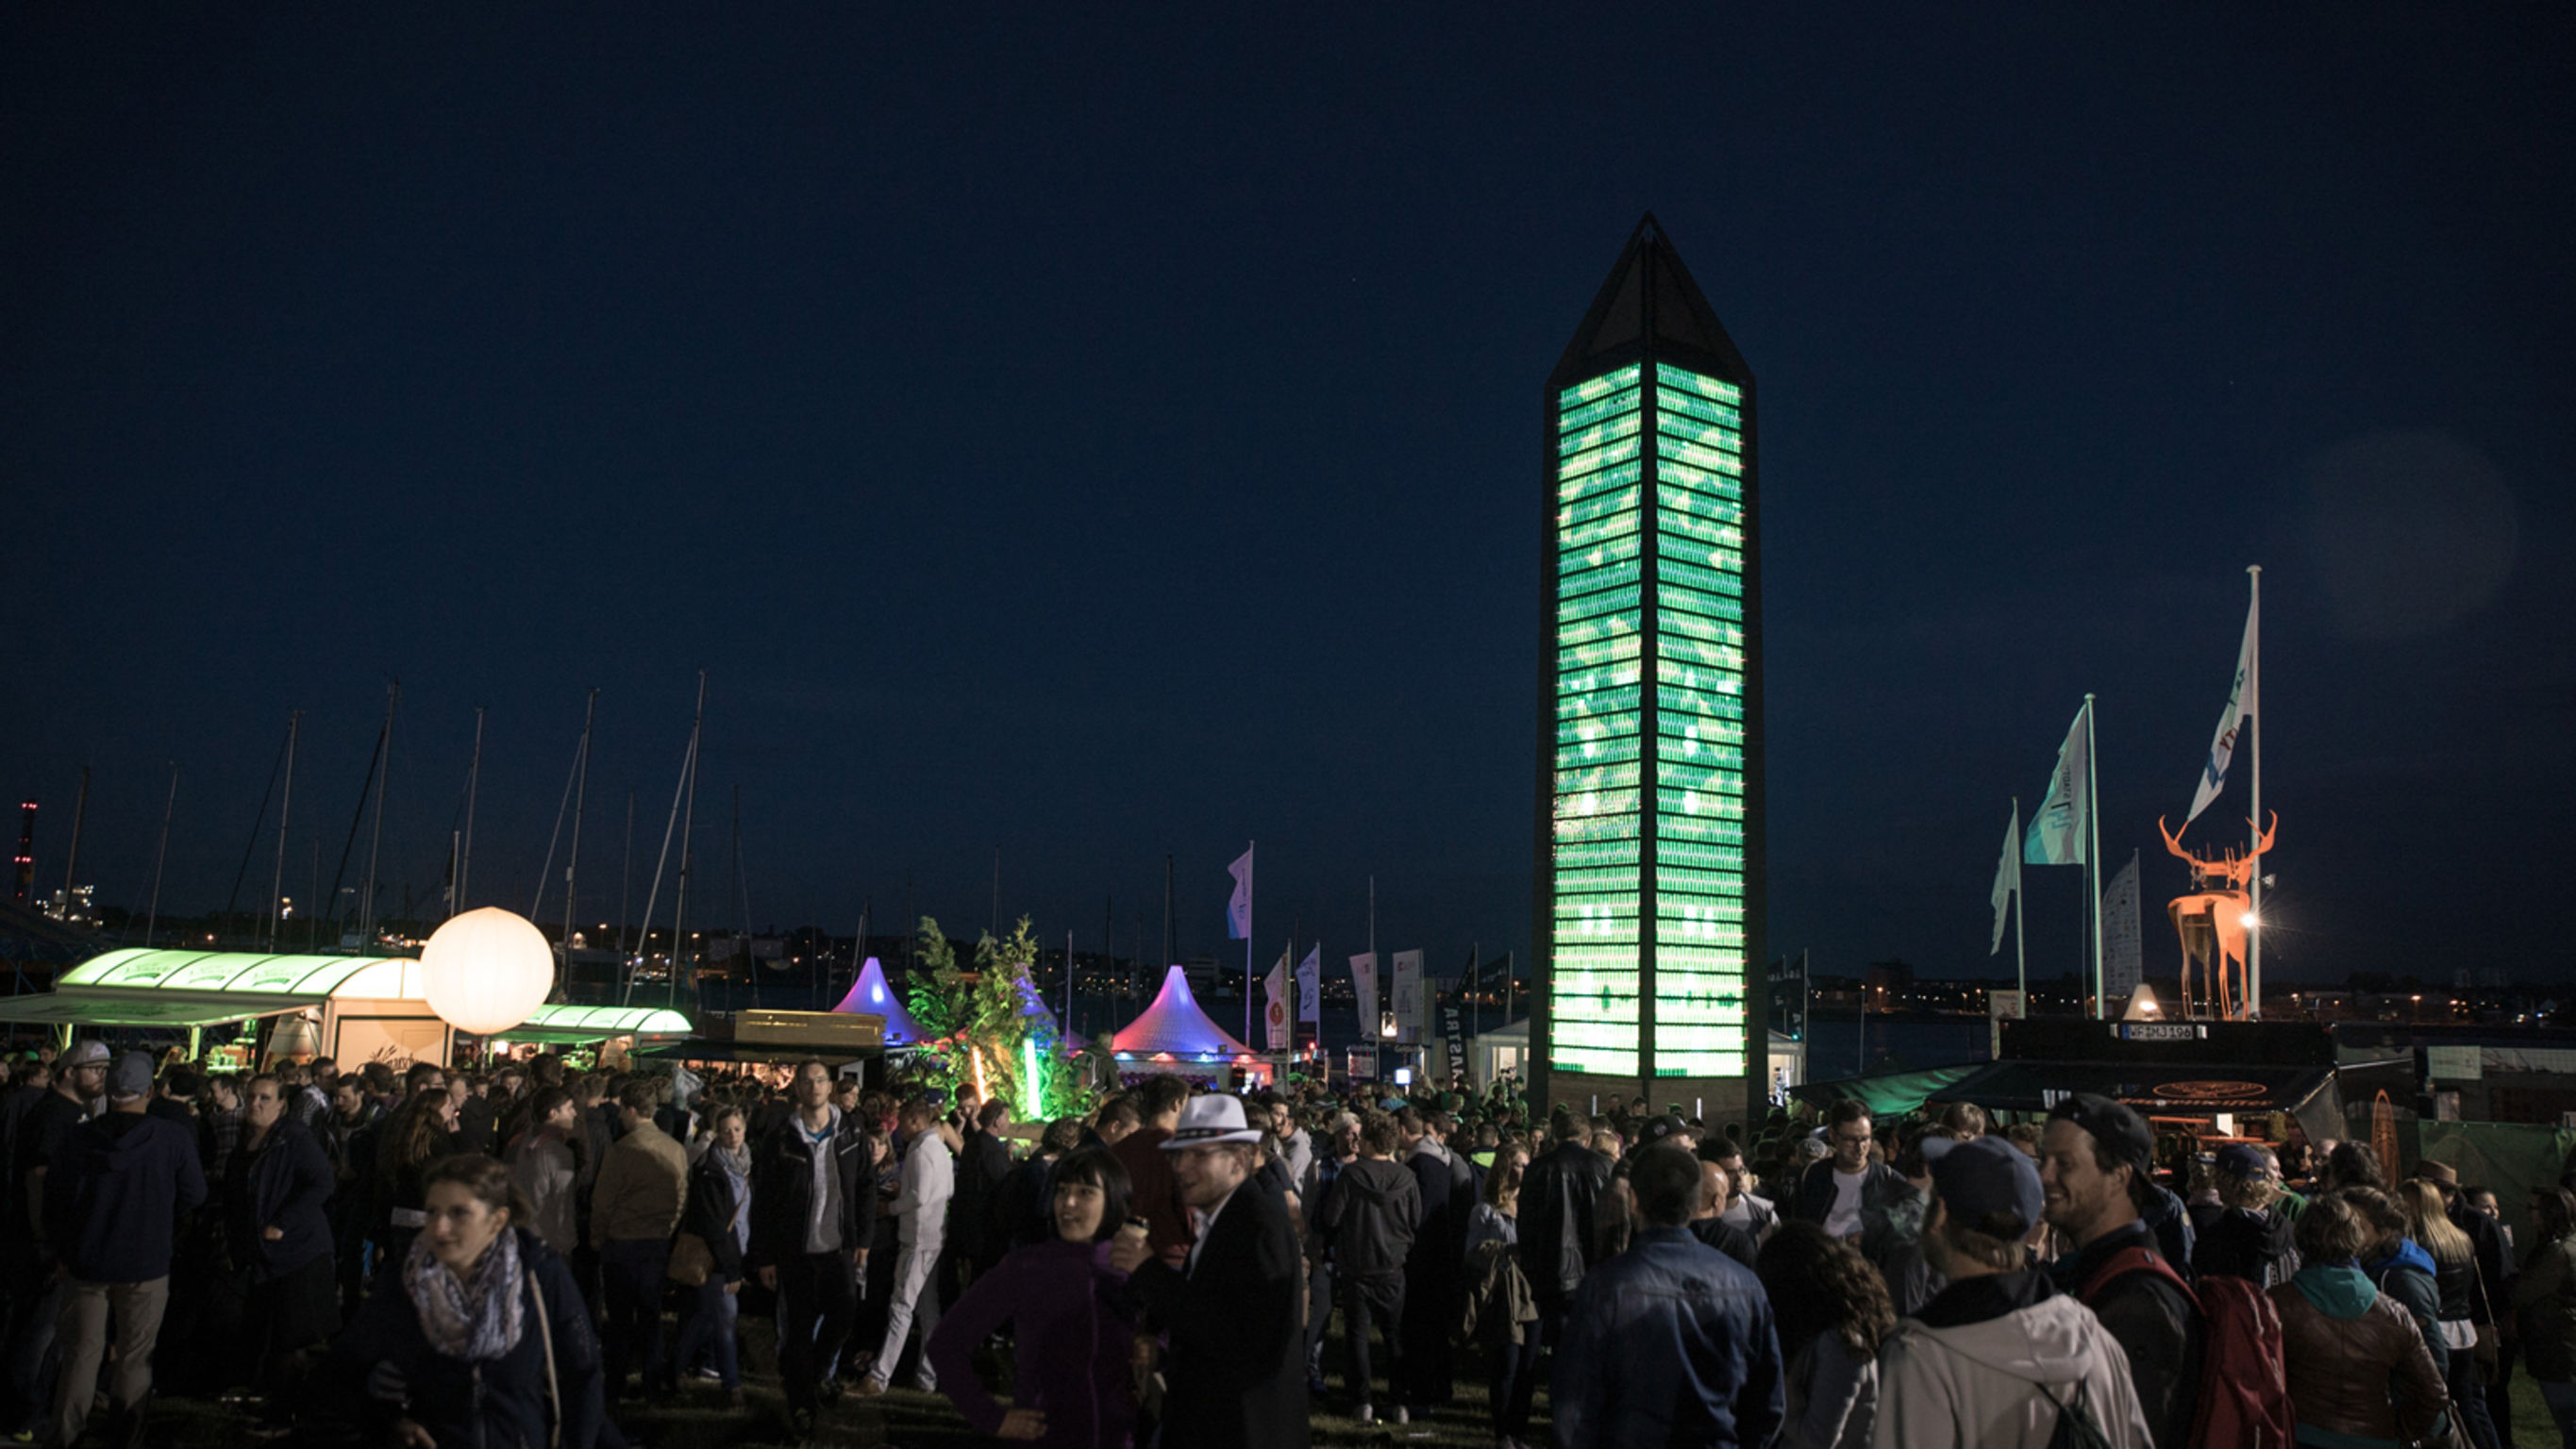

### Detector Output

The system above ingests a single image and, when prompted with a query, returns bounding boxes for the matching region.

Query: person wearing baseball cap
[2041,1094,2204,1449]
[1875,1135,2154,1448]
[2192,1141,2297,1287]
[40,1052,206,1447]
[1106,1093,1307,1449]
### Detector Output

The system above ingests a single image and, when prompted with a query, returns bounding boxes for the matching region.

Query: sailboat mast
[669,670,706,1009]
[616,790,634,959]
[59,766,89,921]
[458,708,484,915]
[2247,565,2264,1017]
[360,681,398,948]
[622,726,694,1008]
[562,687,596,991]
[270,711,301,950]
[144,764,176,948]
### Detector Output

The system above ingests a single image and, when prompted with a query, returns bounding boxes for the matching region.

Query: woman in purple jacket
[927,1145,1139,1446]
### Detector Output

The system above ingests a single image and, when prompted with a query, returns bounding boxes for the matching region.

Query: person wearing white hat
[1108,1093,1310,1449]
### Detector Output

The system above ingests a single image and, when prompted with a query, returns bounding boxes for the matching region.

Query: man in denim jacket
[1551,1143,1785,1448]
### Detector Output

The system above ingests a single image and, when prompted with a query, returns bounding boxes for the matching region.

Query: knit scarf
[711,1141,751,1182]
[405,1228,527,1361]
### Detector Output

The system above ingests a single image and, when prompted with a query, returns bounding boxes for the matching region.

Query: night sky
[6,9,2569,991]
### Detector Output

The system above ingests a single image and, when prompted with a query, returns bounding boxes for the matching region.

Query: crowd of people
[2,1035,2573,1449]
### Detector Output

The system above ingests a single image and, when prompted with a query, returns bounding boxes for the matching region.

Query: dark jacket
[1551,1225,1786,1449]
[2191,1203,2295,1286]
[327,1226,603,1449]
[1404,1142,1473,1278]
[927,1238,1137,1448]
[2269,1264,2448,1448]
[226,1115,336,1282]
[2139,1184,2196,1278]
[1688,1215,1760,1271]
[683,1150,751,1283]
[744,1108,875,1268]
[2514,1232,2576,1382]
[454,1092,498,1156]
[9,1090,88,1247]
[1126,1184,1311,1449]
[2063,1220,2205,1449]
[993,1151,1060,1254]
[950,1125,1014,1258]
[1519,1139,1614,1303]
[1315,1157,1418,1278]
[2454,1200,2511,1327]
[45,1109,207,1283]
[1788,1158,1904,1240]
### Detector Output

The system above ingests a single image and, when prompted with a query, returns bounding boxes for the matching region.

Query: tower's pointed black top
[1550,212,1751,388]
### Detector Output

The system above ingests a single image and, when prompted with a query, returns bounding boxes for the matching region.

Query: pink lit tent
[830,957,923,1046]
[1111,965,1254,1058]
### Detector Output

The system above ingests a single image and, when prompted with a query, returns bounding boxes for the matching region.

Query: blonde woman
[2402,1178,2501,1449]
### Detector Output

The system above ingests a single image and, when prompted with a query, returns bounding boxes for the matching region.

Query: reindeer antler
[2157,816,2193,861]
[2246,810,2279,858]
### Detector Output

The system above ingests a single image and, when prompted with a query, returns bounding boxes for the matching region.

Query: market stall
[0,947,453,1066]
[1110,965,1270,1087]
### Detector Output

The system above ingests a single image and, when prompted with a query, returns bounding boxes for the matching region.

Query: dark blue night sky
[6,8,2568,988]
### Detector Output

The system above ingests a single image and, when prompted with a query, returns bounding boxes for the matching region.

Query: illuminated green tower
[1531,215,1765,1124]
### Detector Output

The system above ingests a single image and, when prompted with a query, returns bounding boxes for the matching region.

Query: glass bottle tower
[1532,215,1765,1123]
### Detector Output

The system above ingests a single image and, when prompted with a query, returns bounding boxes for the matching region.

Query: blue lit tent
[1112,965,1254,1059]
[830,957,922,1046]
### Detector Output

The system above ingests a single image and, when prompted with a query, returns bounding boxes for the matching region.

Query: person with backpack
[1869,1135,2151,1449]
[2193,1144,2300,1288]
[2038,1095,2205,1449]
[2269,1191,2451,1449]
[1313,1109,1419,1425]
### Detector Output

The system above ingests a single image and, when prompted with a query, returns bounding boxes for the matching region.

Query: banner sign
[2101,852,2143,1007]
[1392,949,1423,1042]
[1350,953,1379,1040]
[1263,959,1289,1051]
[1441,1000,1467,1086]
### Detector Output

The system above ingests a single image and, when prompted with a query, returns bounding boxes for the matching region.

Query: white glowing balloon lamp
[423,907,555,1037]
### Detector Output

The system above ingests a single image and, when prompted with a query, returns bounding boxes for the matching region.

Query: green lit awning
[0,948,427,1030]
[496,1003,694,1044]
[0,991,314,1029]
[61,949,418,998]
[1789,1063,1985,1119]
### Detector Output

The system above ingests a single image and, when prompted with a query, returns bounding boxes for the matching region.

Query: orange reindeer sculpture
[2159,812,2277,1020]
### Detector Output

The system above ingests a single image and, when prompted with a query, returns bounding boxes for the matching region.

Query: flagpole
[1368,876,1379,1085]
[1245,841,1255,1045]
[2085,694,2103,1018]
[2247,566,2263,1018]
[2013,797,2028,1013]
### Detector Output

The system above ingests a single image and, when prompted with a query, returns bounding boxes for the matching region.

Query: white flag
[1989,803,2021,956]
[1225,846,1253,941]
[1263,954,1289,1051]
[1391,949,1424,1041]
[2185,593,2259,826]
[2024,702,2091,867]
[1296,944,1320,1023]
[1350,953,1379,1039]
[2102,851,2143,1005]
